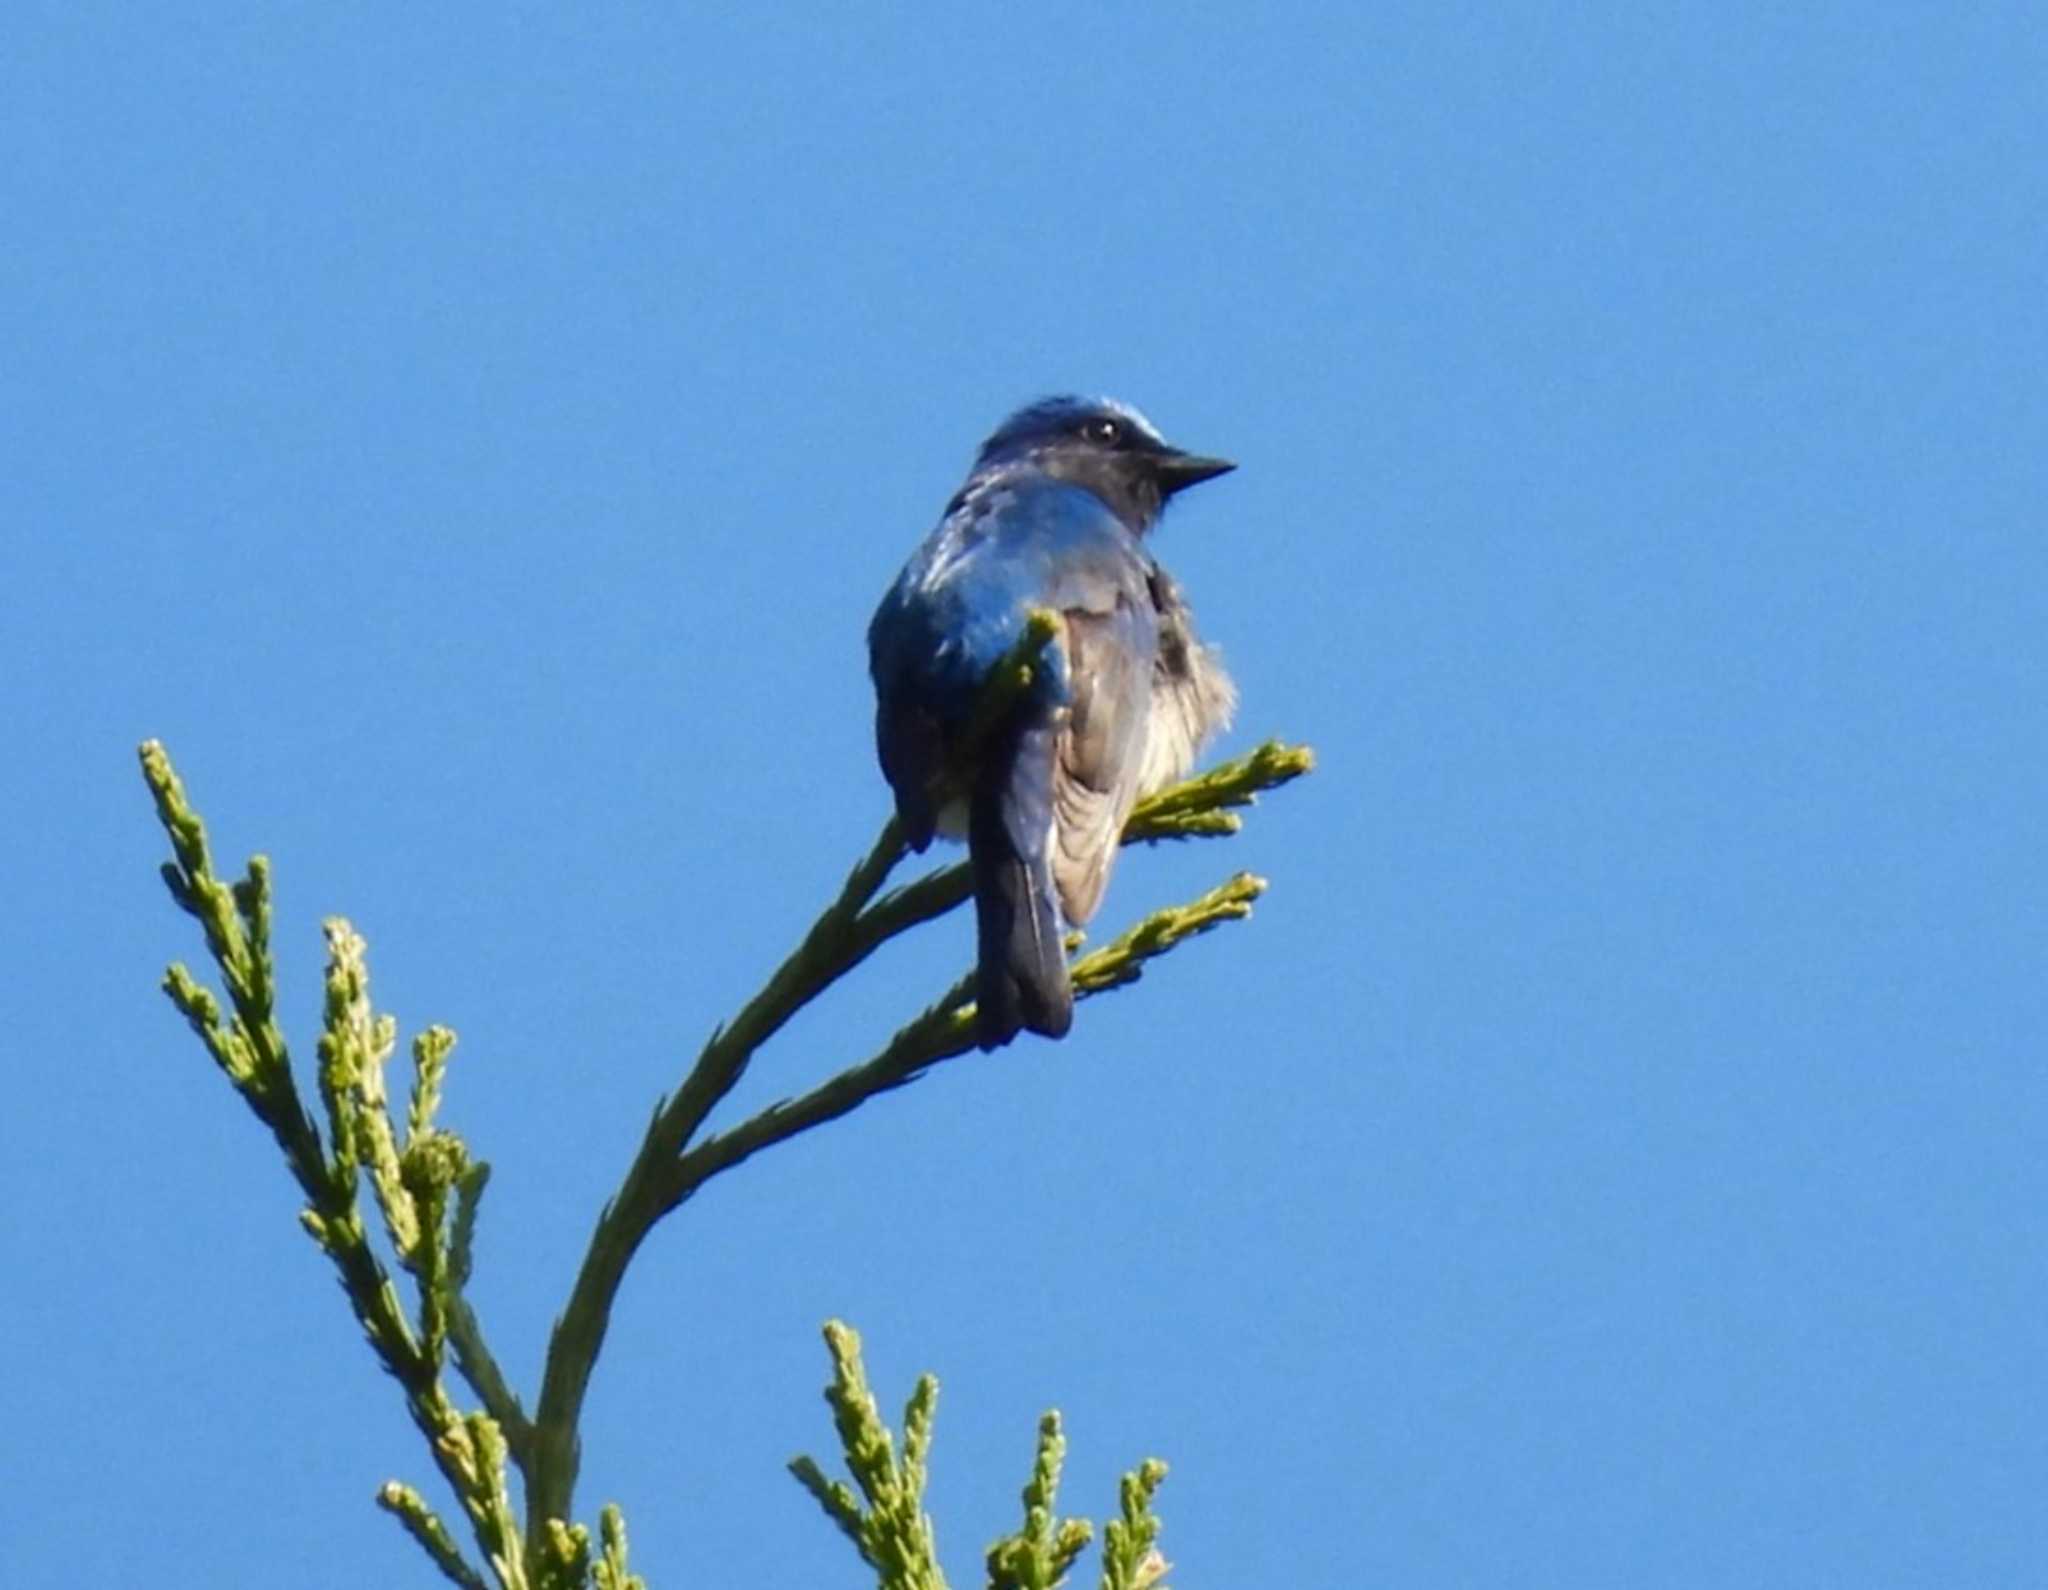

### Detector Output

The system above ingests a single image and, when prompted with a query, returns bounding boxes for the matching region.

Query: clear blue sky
[5,6,2043,1586]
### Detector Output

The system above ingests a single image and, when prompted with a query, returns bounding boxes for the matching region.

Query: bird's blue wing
[870,476,1137,843]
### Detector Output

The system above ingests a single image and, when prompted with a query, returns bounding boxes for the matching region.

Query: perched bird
[868,396,1238,1049]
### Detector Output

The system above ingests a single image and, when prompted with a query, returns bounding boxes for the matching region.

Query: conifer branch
[986,1414,1094,1590]
[591,1506,646,1590]
[526,616,1071,1530]
[379,1481,491,1590]
[792,1324,1176,1590]
[142,672,1309,1584]
[141,742,532,1589]
[669,869,1269,1199]
[1096,1462,1171,1590]
[788,1322,947,1590]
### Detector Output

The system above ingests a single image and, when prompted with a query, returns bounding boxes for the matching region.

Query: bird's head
[974,396,1235,532]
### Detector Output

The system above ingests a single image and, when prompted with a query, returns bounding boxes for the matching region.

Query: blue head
[973,396,1235,533]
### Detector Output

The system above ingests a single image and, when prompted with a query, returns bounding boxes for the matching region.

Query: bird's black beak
[1155,449,1237,496]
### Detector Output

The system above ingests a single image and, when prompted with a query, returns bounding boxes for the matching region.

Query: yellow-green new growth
[789,1321,947,1590]
[592,1506,646,1590]
[140,741,533,1590]
[985,1414,1093,1590]
[379,1481,489,1590]
[1096,1461,1170,1590]
[790,1327,1177,1590]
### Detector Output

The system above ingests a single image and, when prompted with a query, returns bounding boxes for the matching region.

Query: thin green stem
[524,816,910,1536]
[670,871,1267,1205]
[524,617,1076,1538]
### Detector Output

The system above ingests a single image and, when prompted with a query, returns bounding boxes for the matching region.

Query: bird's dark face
[975,396,1235,532]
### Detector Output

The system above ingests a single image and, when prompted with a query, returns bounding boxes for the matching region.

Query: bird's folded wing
[1046,565,1155,925]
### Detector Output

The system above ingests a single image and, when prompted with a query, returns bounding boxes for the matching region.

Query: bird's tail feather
[969,717,1072,1049]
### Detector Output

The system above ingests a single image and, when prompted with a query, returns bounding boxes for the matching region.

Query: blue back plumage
[869,475,1152,722]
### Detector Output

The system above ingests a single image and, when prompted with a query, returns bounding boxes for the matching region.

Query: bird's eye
[1083,418,1122,445]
